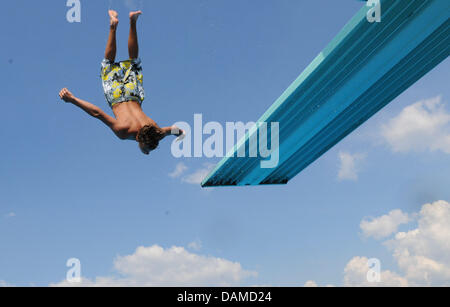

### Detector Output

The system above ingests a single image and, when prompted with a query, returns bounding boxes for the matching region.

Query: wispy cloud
[124,0,143,11]
[169,163,215,186]
[168,162,188,178]
[4,212,16,218]
[187,239,202,251]
[337,152,366,181]
[182,163,215,185]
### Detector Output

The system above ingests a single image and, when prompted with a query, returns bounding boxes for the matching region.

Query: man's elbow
[91,108,102,118]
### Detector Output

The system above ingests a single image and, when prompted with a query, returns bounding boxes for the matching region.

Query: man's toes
[129,11,142,20]
[109,10,118,17]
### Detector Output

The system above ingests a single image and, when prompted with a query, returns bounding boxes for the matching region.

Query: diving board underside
[202,0,450,187]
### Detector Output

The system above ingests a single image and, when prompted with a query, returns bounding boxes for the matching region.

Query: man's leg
[128,11,142,60]
[105,10,119,62]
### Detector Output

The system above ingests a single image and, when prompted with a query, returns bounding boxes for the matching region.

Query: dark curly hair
[137,125,165,151]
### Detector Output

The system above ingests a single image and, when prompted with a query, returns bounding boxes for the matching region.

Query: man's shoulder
[112,122,134,140]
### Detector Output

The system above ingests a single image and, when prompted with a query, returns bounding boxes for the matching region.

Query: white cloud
[0,280,13,287]
[182,163,215,185]
[51,245,256,287]
[381,96,450,154]
[303,280,318,287]
[169,162,188,178]
[360,209,411,240]
[384,200,450,286]
[343,256,408,287]
[337,152,365,181]
[342,200,450,286]
[303,280,335,287]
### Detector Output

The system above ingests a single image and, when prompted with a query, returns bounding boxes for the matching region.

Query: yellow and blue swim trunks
[101,58,145,108]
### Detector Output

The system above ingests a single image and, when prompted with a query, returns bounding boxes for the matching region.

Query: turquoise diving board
[201,0,450,187]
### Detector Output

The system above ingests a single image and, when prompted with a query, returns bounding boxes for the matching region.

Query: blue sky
[0,0,449,286]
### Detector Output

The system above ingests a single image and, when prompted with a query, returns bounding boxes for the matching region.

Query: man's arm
[59,88,117,129]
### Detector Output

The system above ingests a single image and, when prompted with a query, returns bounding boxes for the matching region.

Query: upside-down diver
[59,10,184,155]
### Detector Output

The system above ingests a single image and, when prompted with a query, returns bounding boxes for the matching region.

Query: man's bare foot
[129,11,142,23]
[109,10,119,29]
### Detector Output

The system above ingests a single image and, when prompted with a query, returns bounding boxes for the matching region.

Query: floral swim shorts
[101,58,145,108]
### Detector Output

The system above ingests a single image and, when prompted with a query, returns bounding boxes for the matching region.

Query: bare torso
[111,101,158,140]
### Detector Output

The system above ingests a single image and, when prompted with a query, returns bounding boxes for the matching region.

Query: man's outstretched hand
[171,125,186,142]
[59,88,75,103]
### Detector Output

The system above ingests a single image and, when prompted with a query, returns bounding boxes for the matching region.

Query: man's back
[111,101,157,140]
